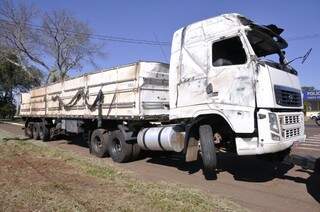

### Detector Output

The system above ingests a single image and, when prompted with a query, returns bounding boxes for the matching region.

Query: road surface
[0,122,319,212]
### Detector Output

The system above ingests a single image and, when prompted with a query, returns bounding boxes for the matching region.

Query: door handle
[206,83,213,94]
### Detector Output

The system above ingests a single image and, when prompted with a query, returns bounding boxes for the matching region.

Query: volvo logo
[288,94,294,102]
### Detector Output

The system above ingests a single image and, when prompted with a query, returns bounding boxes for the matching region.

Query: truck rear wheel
[109,130,132,163]
[90,129,110,158]
[24,122,33,138]
[32,123,40,140]
[131,143,141,161]
[199,125,217,177]
[39,123,50,141]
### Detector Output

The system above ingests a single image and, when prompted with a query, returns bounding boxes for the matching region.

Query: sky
[13,0,320,88]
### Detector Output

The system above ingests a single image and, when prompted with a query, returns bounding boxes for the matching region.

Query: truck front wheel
[199,125,217,177]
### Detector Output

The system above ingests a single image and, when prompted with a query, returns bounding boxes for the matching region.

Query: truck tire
[199,125,217,176]
[109,130,132,163]
[24,122,33,138]
[131,142,141,161]
[90,129,110,158]
[32,123,40,140]
[39,123,50,142]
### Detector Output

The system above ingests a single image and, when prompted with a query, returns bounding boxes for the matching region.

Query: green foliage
[0,101,15,119]
[0,56,42,93]
[0,55,43,118]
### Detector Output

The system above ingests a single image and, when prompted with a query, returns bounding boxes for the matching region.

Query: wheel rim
[112,138,122,153]
[93,136,102,151]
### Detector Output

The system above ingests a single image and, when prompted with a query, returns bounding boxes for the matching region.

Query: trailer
[20,62,169,120]
[20,13,306,177]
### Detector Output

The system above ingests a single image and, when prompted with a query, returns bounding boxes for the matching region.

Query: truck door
[206,33,256,108]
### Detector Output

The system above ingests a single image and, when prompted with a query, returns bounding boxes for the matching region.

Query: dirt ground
[0,132,243,212]
[0,122,319,212]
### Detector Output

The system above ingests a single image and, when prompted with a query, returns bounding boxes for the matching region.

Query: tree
[41,10,103,81]
[0,0,104,83]
[0,0,39,72]
[0,54,42,118]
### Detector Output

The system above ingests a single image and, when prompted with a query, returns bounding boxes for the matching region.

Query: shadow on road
[52,134,320,203]
[145,151,320,203]
[281,169,320,203]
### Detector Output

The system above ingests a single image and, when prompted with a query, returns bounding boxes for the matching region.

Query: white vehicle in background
[20,13,306,178]
[306,111,320,120]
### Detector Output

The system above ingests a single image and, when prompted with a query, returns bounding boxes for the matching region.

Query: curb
[0,121,24,127]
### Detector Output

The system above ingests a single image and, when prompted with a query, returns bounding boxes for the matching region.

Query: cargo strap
[51,89,85,110]
[52,89,104,111]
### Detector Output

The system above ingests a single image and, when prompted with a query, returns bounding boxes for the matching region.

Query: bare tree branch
[40,10,105,81]
[0,0,105,84]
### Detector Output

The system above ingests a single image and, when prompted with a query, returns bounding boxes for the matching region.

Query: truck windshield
[246,28,298,75]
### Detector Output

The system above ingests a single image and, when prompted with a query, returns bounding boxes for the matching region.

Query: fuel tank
[137,125,184,152]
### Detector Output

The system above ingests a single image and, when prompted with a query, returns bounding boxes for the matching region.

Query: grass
[0,129,246,212]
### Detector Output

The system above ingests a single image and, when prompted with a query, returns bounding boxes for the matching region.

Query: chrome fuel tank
[137,126,184,152]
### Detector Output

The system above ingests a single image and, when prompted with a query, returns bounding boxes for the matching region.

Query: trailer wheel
[109,130,132,163]
[32,123,40,140]
[90,129,110,158]
[199,125,217,177]
[24,122,33,138]
[39,123,50,142]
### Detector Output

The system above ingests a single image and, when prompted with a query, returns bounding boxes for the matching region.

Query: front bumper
[236,109,305,156]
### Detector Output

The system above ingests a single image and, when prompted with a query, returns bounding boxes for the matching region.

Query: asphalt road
[0,122,319,212]
[292,123,320,159]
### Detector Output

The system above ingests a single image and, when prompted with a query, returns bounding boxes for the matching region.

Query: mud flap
[185,137,199,162]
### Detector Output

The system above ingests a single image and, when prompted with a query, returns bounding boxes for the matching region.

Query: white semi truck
[20,13,305,176]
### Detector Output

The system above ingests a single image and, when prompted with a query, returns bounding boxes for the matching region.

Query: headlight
[269,113,279,133]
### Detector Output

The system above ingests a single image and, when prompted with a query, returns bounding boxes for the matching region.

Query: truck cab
[169,13,305,156]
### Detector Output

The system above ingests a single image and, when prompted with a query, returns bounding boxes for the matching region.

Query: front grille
[282,128,301,139]
[274,85,302,107]
[280,115,301,125]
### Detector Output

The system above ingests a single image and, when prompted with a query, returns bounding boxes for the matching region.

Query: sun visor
[263,24,284,36]
[251,24,288,50]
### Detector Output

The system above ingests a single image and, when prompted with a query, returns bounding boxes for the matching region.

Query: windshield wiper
[285,48,312,66]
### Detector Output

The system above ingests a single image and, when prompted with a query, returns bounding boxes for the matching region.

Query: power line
[0,18,171,46]
[287,33,320,41]
[153,32,169,63]
[0,18,318,46]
